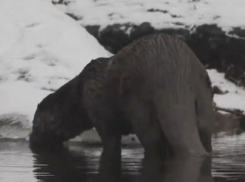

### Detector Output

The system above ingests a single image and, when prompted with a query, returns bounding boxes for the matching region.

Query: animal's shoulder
[83,57,110,75]
[79,57,112,95]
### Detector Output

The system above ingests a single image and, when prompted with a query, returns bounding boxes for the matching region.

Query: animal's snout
[29,129,64,153]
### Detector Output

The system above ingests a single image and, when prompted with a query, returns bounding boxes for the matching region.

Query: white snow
[0,0,111,126]
[208,69,245,112]
[0,81,51,128]
[54,0,245,34]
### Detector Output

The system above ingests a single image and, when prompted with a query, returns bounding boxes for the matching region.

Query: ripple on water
[212,133,245,180]
[1,134,245,181]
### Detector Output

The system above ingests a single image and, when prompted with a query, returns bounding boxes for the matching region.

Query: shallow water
[1,135,245,182]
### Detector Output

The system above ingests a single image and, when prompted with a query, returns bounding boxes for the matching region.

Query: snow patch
[208,69,245,111]
[0,0,111,127]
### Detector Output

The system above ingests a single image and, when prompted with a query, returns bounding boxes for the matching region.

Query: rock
[214,111,241,137]
[239,116,245,131]
[212,85,227,95]
[225,64,245,87]
[52,0,70,5]
[84,23,189,55]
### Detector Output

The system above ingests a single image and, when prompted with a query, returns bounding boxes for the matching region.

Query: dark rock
[84,23,189,54]
[212,85,227,95]
[214,112,241,136]
[225,64,245,86]
[229,27,245,38]
[130,22,155,41]
[188,25,245,75]
[66,13,81,21]
[98,23,131,54]
[239,116,245,131]
[52,0,70,5]
[147,9,168,13]
[85,25,100,37]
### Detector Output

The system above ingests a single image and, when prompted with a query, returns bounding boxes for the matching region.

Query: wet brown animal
[30,34,214,162]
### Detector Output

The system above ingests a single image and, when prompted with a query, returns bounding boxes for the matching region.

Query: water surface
[1,135,245,182]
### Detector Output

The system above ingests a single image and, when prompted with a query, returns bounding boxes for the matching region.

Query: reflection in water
[32,146,97,182]
[2,139,245,182]
[140,156,214,182]
[32,143,214,182]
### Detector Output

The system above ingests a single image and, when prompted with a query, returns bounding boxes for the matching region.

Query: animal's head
[29,77,93,150]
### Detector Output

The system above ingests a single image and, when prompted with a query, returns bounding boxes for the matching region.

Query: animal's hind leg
[195,94,214,154]
[124,96,170,161]
[153,90,208,158]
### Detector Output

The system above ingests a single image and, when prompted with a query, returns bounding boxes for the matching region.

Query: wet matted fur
[30,33,214,160]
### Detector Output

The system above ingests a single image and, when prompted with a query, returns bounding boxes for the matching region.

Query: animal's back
[106,33,211,99]
[80,57,110,99]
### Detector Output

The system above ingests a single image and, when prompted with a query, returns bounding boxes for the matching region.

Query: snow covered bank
[54,0,245,34]
[0,0,111,128]
[208,69,245,111]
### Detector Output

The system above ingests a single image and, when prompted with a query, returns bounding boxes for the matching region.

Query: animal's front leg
[85,97,122,180]
[97,130,122,182]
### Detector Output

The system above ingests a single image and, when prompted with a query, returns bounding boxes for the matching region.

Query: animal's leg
[124,96,170,163]
[153,90,208,158]
[162,157,213,182]
[86,109,122,181]
[98,132,122,182]
[195,94,214,154]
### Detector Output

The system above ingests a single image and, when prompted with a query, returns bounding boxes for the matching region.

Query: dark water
[1,135,245,182]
